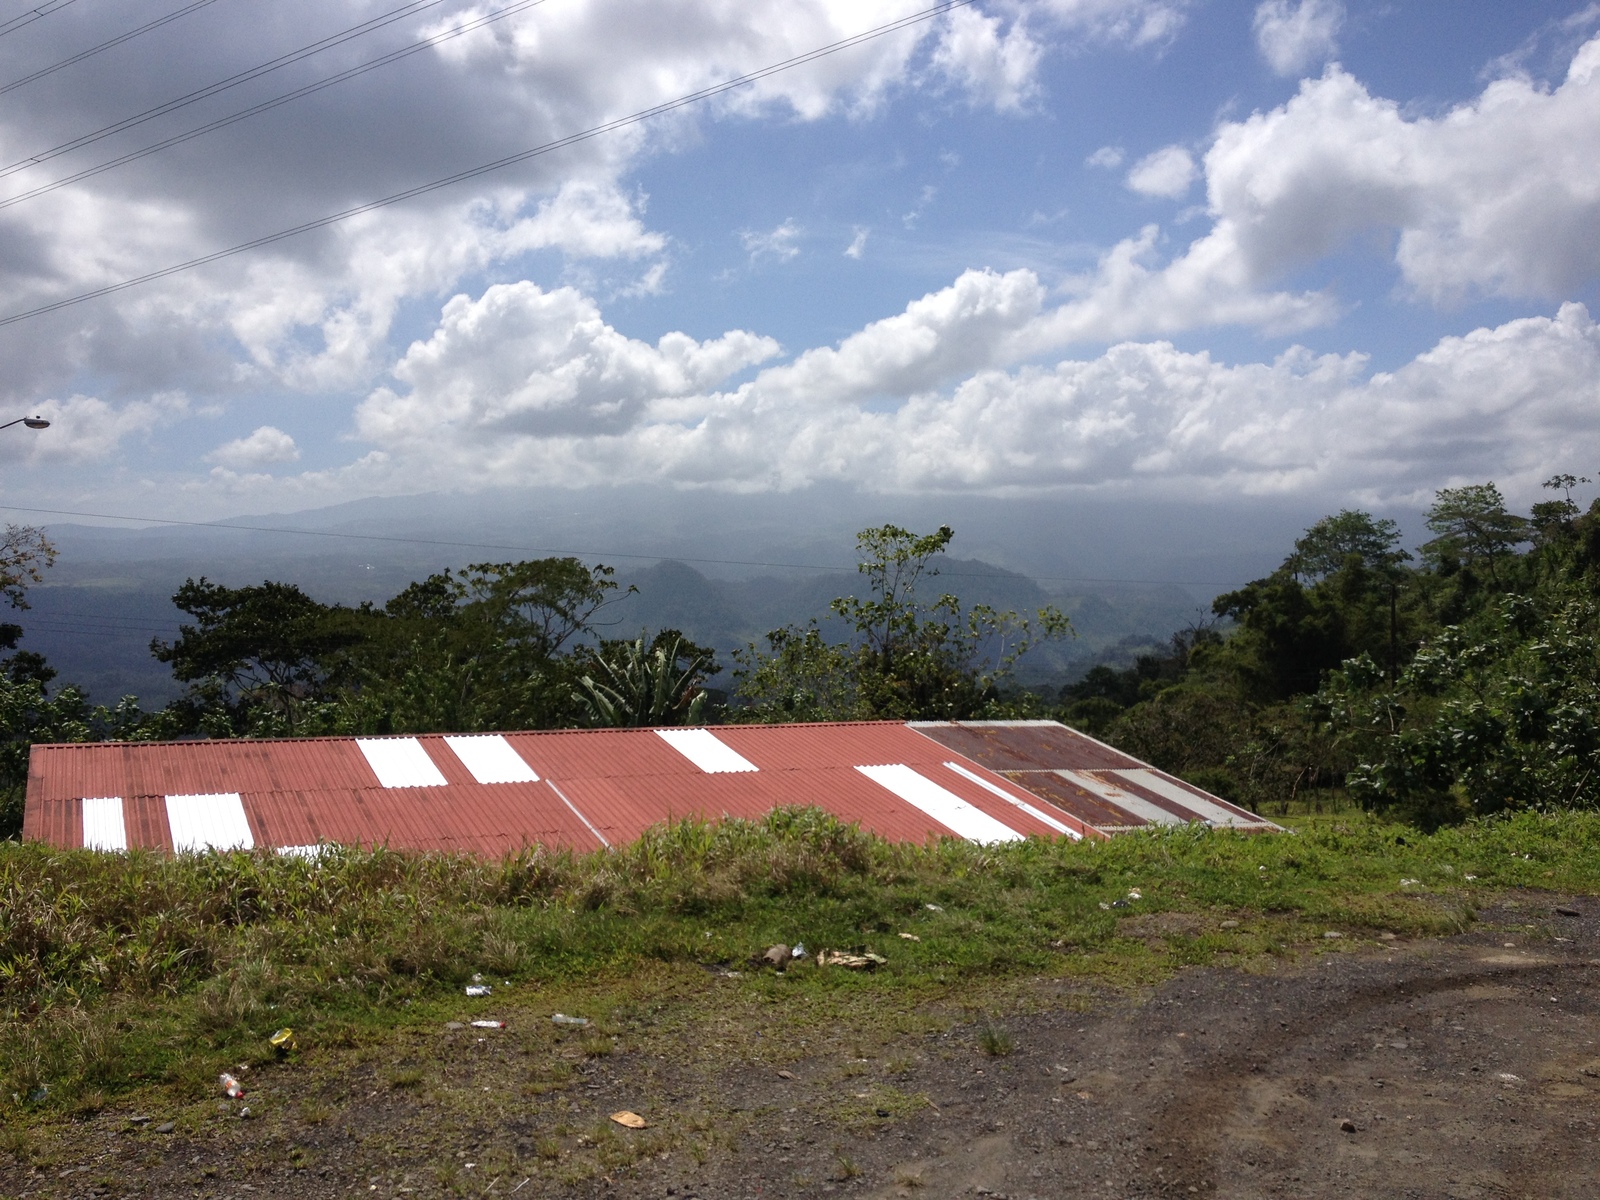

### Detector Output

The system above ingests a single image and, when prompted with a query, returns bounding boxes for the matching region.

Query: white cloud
[0,392,190,465]
[930,5,1043,112]
[356,281,780,449]
[1203,37,1600,301]
[323,278,1600,504]
[1125,145,1197,198]
[844,227,870,259]
[206,425,301,469]
[741,220,802,263]
[1253,0,1343,77]
[1,0,1185,409]
[1086,145,1126,169]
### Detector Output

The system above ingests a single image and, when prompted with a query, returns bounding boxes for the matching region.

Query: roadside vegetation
[6,805,1600,1120]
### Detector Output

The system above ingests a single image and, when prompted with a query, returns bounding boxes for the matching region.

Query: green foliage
[1421,482,1529,585]
[7,807,1600,1110]
[1070,480,1600,828]
[573,631,716,727]
[151,578,365,736]
[733,524,1071,722]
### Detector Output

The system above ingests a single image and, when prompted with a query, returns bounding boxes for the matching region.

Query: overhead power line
[0,0,452,180]
[0,0,978,329]
[0,0,77,41]
[0,503,1235,588]
[0,0,550,213]
[0,0,227,96]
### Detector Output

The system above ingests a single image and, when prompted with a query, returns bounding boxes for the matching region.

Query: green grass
[4,804,1600,1118]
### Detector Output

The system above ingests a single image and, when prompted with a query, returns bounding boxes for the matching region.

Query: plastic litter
[269,1028,296,1053]
[219,1072,245,1099]
[465,985,492,997]
[816,950,887,970]
[925,903,943,911]
[609,1110,647,1129]
[551,1013,589,1027]
[238,1106,252,1119]
[791,943,806,958]
[1127,889,1142,900]
[471,1020,506,1029]
[898,932,921,941]
[25,1085,47,1104]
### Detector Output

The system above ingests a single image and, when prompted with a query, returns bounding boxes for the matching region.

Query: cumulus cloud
[1253,0,1343,77]
[1125,145,1197,197]
[1085,145,1125,169]
[356,281,780,448]
[207,426,301,469]
[332,272,1598,504]
[930,5,1043,111]
[1203,36,1600,301]
[0,0,1183,408]
[844,227,870,259]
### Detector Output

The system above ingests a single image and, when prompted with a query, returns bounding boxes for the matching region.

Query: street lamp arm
[0,416,49,430]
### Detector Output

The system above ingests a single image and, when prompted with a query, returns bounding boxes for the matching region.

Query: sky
[0,0,1598,529]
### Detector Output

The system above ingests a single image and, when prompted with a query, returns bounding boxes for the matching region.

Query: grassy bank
[5,807,1600,1120]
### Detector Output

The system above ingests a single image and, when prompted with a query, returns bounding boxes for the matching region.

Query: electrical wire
[0,0,977,329]
[0,503,1235,587]
[0,0,550,213]
[0,0,78,41]
[0,0,227,96]
[0,0,452,180]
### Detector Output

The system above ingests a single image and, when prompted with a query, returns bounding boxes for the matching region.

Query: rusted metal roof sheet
[23,720,1279,857]
[909,720,1278,832]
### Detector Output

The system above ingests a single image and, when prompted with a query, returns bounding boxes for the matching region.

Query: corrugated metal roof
[23,720,1280,856]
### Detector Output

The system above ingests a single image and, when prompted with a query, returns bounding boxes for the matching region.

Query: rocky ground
[6,892,1597,1200]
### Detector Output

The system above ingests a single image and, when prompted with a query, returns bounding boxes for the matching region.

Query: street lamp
[0,416,48,431]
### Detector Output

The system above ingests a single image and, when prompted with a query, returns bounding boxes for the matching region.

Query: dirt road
[8,892,1597,1199]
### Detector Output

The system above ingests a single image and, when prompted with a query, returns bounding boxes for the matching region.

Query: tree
[733,525,1071,722]
[1284,510,1409,582]
[0,523,56,652]
[1422,483,1529,586]
[151,579,363,736]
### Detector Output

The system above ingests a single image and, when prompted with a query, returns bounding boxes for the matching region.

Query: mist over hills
[12,485,1383,707]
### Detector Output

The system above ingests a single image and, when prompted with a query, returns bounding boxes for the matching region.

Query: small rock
[1338,1118,1356,1133]
[1379,932,1397,941]
[762,944,791,966]
[1323,931,1343,939]
[155,1121,176,1134]
[777,1070,794,1080]
[127,1115,151,1126]
[1220,920,1239,929]
[444,1021,465,1030]
[1556,905,1581,917]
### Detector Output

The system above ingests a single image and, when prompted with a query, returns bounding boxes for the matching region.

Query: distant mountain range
[8,483,1376,706]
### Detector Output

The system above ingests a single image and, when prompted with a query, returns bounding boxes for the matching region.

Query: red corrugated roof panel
[23,721,1278,856]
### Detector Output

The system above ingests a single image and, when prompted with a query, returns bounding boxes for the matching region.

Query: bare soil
[7,892,1598,1200]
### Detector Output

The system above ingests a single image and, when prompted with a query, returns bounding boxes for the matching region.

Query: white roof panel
[80,796,126,851]
[856,763,1024,845]
[444,734,540,784]
[655,728,758,773]
[357,737,448,788]
[165,792,254,853]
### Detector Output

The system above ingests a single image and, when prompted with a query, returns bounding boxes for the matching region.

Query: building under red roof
[23,720,1279,856]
